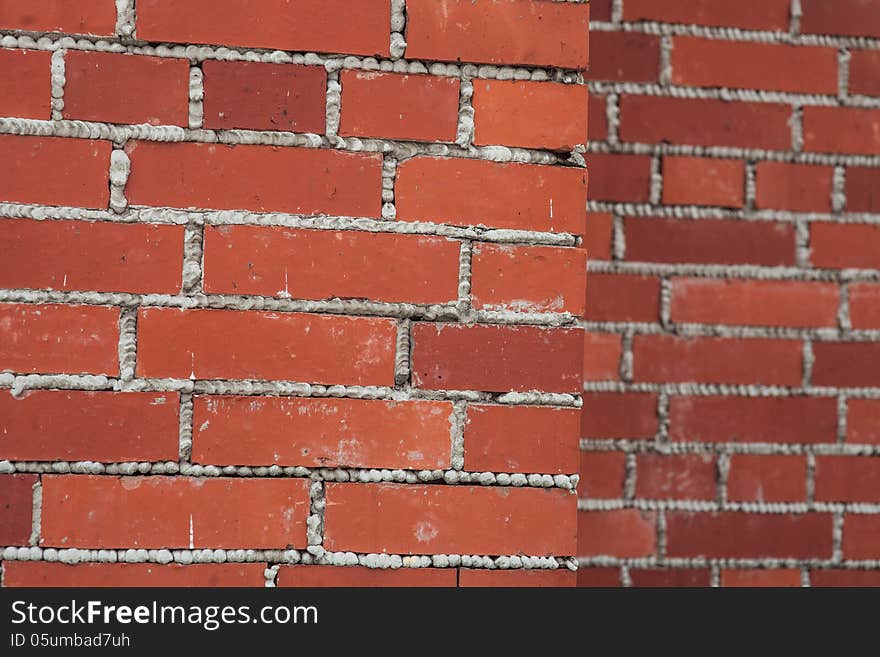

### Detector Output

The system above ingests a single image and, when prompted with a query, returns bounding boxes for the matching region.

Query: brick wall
[0,0,588,587]
[580,0,880,587]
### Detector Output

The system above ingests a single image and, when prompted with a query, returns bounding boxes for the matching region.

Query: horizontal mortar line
[578,320,880,342]
[581,381,880,399]
[577,556,880,570]
[579,439,880,457]
[587,261,880,282]
[578,498,880,515]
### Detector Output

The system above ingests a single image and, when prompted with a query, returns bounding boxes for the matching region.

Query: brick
[323,483,576,555]
[847,399,880,444]
[583,332,622,381]
[137,308,396,385]
[670,278,840,328]
[662,156,745,208]
[589,0,612,22]
[670,37,837,94]
[668,396,838,444]
[756,162,834,212]
[585,273,660,322]
[202,60,326,133]
[846,283,880,329]
[396,157,587,235]
[623,0,791,31]
[405,0,590,69]
[633,335,803,386]
[814,456,880,503]
[470,243,587,315]
[579,451,626,498]
[0,303,119,375]
[804,107,880,155]
[849,50,880,96]
[411,323,583,393]
[0,49,51,119]
[842,515,880,560]
[810,223,880,269]
[619,96,792,150]
[137,0,391,57]
[459,569,576,588]
[0,218,184,294]
[192,396,453,470]
[581,392,659,439]
[585,153,652,204]
[720,570,801,587]
[846,167,880,213]
[202,225,460,305]
[0,135,110,208]
[464,404,580,474]
[727,455,807,503]
[2,562,265,587]
[588,95,608,143]
[629,569,711,588]
[584,212,613,261]
[339,71,460,142]
[810,570,880,587]
[812,342,880,388]
[0,474,37,545]
[636,454,717,501]
[125,141,382,218]
[472,79,588,150]
[578,510,656,558]
[801,0,880,38]
[63,51,189,125]
[0,0,116,35]
[585,31,661,83]
[666,512,833,559]
[0,391,179,462]
[624,217,796,266]
[577,568,621,587]
[40,475,311,549]
[277,566,456,588]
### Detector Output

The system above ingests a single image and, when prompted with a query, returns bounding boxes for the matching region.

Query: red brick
[588,95,608,143]
[629,569,711,588]
[849,50,880,96]
[0,218,184,294]
[814,456,880,503]
[125,141,382,218]
[405,0,590,69]
[727,455,807,503]
[585,273,660,323]
[847,399,880,444]
[811,223,880,269]
[0,49,51,119]
[620,96,792,150]
[633,335,803,386]
[471,243,587,315]
[202,225,460,305]
[756,162,834,212]
[473,79,588,150]
[577,567,621,587]
[636,454,717,501]
[585,153,652,204]
[40,475,311,549]
[812,342,880,388]
[583,332,622,381]
[843,515,880,560]
[669,396,837,444]
[137,308,396,385]
[666,512,833,559]
[584,212,613,261]
[459,569,576,587]
[578,509,657,558]
[202,60,326,133]
[464,404,580,474]
[411,323,583,393]
[585,31,661,83]
[581,392,659,439]
[670,278,840,328]
[804,107,880,155]
[670,37,837,94]
[589,0,612,22]
[847,283,880,329]
[0,0,116,35]
[277,566,456,588]
[2,562,265,587]
[801,0,880,38]
[0,135,110,208]
[0,391,179,462]
[579,451,626,498]
[846,167,880,213]
[323,483,576,555]
[623,0,791,30]
[192,396,452,470]
[63,51,189,126]
[662,157,745,208]
[0,303,119,375]
[339,71,460,142]
[720,569,801,587]
[810,570,880,587]
[0,474,37,545]
[137,0,391,57]
[396,157,587,235]
[625,217,796,266]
